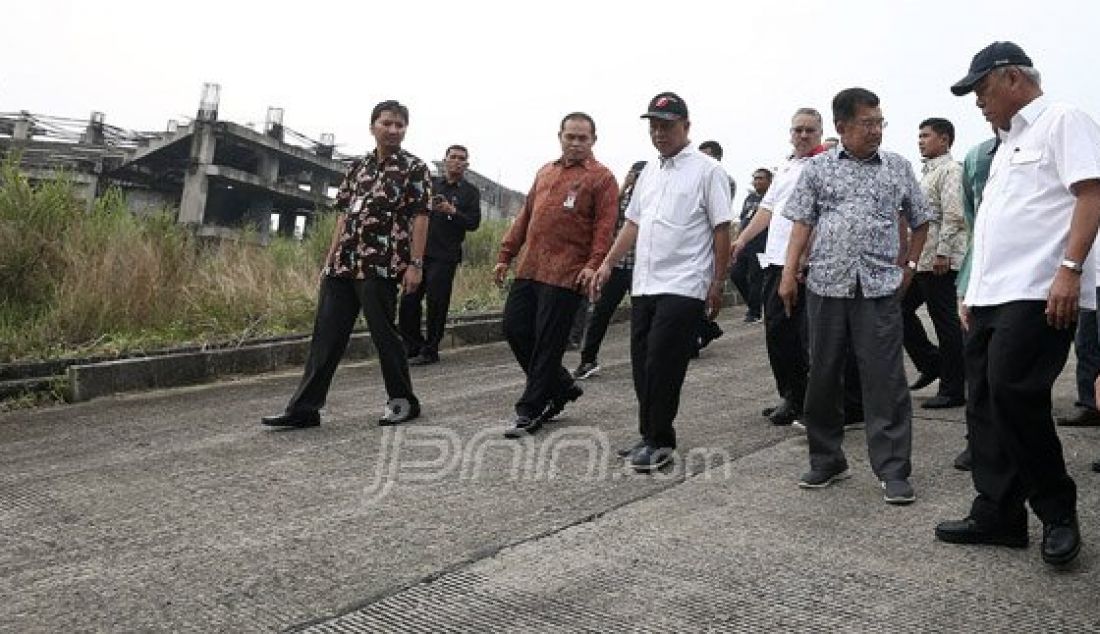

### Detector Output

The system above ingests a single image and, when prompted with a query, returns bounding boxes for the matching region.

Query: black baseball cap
[641,92,689,120]
[951,41,1033,96]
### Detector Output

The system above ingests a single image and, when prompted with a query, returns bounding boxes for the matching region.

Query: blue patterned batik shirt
[782,146,933,298]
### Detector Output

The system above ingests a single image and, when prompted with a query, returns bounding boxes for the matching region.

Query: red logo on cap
[656,97,670,108]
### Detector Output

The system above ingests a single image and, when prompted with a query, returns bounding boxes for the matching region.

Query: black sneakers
[631,446,675,472]
[572,361,601,380]
[540,383,584,422]
[503,414,540,439]
[378,397,420,426]
[798,464,850,488]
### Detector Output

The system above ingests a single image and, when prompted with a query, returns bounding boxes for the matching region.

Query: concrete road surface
[1,314,1098,632]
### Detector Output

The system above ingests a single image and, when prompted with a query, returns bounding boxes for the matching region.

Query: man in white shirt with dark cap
[592,91,733,473]
[936,41,1100,568]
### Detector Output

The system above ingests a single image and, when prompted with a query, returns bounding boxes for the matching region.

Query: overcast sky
[4,0,1100,209]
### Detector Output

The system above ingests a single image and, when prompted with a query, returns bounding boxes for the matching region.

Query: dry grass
[0,159,510,362]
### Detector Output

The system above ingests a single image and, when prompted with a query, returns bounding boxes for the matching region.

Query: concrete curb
[65,292,741,403]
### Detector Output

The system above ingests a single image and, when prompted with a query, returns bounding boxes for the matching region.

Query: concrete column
[178,122,216,224]
[256,151,279,184]
[13,113,32,141]
[82,111,105,145]
[310,172,329,200]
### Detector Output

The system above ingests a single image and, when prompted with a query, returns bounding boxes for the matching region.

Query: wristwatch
[409,258,424,269]
[1061,258,1084,274]
[906,260,918,271]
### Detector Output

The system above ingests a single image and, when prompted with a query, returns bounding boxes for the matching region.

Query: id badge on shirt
[563,182,581,211]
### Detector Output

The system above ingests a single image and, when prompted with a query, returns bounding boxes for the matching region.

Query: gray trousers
[804,289,912,481]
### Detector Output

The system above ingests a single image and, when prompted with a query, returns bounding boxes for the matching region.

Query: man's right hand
[729,239,745,265]
[778,269,799,317]
[958,301,970,332]
[492,263,509,287]
[590,264,612,302]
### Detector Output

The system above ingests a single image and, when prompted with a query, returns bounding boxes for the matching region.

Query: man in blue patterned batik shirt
[779,87,932,505]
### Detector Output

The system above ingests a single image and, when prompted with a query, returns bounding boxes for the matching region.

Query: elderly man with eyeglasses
[778,88,932,505]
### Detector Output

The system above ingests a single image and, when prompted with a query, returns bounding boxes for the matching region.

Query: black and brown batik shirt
[326,148,431,281]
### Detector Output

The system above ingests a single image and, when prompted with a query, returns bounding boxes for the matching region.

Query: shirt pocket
[656,182,702,227]
[1005,146,1044,195]
[570,184,597,220]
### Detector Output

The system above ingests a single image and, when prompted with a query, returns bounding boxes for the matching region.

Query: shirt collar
[555,155,595,169]
[788,144,829,161]
[659,144,696,168]
[1017,95,1049,125]
[1007,95,1050,134]
[837,143,882,164]
[921,152,954,173]
[367,147,404,166]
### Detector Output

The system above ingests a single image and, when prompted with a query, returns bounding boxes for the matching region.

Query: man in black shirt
[399,145,481,365]
[731,168,772,322]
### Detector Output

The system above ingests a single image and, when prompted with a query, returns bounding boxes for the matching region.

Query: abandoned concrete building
[0,84,526,238]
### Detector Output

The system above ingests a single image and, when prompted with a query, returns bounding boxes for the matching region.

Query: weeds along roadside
[0,158,510,363]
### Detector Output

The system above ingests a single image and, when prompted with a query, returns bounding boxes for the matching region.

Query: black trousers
[966,301,1076,528]
[1073,301,1100,409]
[762,266,808,410]
[581,267,632,364]
[804,289,911,480]
[287,276,414,414]
[731,251,764,317]
[631,294,703,449]
[902,271,965,400]
[398,258,459,356]
[503,279,582,418]
[569,299,590,347]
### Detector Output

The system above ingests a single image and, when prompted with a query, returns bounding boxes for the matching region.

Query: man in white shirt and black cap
[935,41,1100,567]
[592,91,733,472]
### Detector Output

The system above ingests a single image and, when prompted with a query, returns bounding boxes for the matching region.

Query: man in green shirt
[951,135,997,471]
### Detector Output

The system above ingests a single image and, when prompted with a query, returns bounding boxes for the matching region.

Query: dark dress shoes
[261,411,320,428]
[952,447,972,471]
[921,395,965,409]
[1055,407,1100,427]
[934,517,1028,548]
[1042,515,1081,566]
[769,401,800,426]
[909,371,939,391]
[408,352,440,366]
[378,398,420,426]
[1093,458,1100,473]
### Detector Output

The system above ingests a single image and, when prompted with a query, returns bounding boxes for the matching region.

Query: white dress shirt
[627,145,734,300]
[965,97,1100,309]
[757,155,812,268]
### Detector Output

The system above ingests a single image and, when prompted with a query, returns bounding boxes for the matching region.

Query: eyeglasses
[851,118,887,131]
[790,126,819,135]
